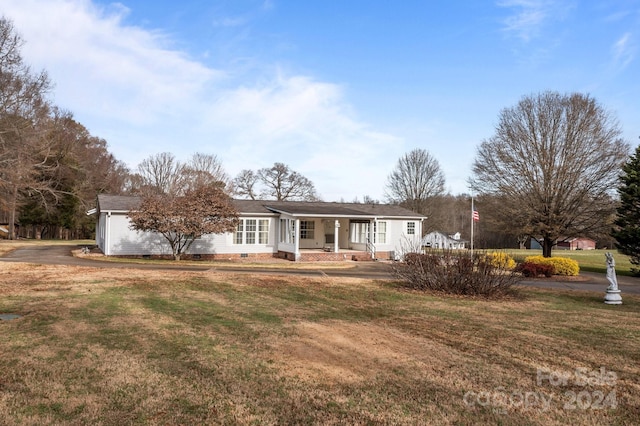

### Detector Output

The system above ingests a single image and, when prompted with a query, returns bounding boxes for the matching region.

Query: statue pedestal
[604,289,622,305]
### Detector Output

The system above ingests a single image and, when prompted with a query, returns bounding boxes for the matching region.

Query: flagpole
[470,196,474,256]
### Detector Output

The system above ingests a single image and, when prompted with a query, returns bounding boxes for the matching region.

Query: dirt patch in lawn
[273,320,472,386]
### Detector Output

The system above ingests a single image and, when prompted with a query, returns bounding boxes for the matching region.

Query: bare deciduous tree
[131,152,229,196]
[231,169,259,200]
[134,152,186,195]
[185,152,229,191]
[471,92,629,257]
[385,148,446,215]
[0,17,54,239]
[258,163,318,201]
[128,185,239,260]
[232,163,319,201]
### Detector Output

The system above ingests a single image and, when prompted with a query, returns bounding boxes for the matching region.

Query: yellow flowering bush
[486,252,516,270]
[524,255,580,276]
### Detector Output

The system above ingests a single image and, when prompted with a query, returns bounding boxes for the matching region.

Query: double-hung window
[234,220,244,244]
[406,221,416,235]
[235,219,269,244]
[375,221,387,244]
[258,219,269,244]
[300,220,315,239]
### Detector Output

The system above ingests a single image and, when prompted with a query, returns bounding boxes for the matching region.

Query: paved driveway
[2,244,639,294]
[0,244,395,279]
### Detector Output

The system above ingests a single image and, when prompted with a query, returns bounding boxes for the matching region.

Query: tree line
[0,18,127,240]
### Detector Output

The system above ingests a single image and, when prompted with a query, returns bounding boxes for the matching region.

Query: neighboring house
[421,231,467,250]
[94,195,426,261]
[557,237,596,250]
[527,237,596,251]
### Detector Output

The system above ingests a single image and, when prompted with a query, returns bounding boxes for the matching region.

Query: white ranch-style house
[95,195,426,261]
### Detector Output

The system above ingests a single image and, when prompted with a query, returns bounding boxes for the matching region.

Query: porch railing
[366,238,375,260]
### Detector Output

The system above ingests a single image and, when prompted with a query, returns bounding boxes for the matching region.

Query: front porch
[276,215,386,261]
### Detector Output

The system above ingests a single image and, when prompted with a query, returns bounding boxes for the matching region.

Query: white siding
[108,214,170,255]
[96,212,107,253]
[104,213,277,256]
[375,218,423,257]
[96,209,424,258]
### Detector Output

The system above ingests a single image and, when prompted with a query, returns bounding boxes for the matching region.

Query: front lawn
[0,262,638,424]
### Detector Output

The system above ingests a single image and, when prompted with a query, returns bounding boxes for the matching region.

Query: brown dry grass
[0,261,639,425]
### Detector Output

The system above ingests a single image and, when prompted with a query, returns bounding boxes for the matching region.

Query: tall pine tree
[613,145,640,275]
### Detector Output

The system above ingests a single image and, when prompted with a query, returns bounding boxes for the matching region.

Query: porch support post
[105,212,111,256]
[294,218,301,261]
[369,219,374,245]
[334,220,340,253]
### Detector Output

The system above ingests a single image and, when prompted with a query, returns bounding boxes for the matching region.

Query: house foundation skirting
[112,253,275,261]
[110,250,395,262]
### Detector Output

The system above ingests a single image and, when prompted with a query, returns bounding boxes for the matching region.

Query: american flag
[472,210,480,222]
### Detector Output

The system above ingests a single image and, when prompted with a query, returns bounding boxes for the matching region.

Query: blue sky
[3,0,639,201]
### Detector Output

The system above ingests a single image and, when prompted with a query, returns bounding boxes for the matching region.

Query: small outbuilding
[557,237,596,250]
[421,231,467,250]
[527,236,596,250]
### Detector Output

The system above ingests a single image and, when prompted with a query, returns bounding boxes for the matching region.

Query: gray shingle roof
[97,195,425,218]
[97,194,141,212]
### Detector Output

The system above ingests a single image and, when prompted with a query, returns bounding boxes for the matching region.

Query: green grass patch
[502,249,635,275]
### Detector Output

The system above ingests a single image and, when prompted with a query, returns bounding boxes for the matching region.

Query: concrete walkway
[1,244,639,294]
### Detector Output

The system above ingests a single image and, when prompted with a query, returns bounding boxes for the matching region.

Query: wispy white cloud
[498,0,546,41]
[262,0,275,11]
[212,17,247,28]
[497,0,573,42]
[611,32,636,71]
[2,0,402,200]
[603,10,632,23]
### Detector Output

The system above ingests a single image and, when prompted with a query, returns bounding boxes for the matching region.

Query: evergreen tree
[613,145,640,275]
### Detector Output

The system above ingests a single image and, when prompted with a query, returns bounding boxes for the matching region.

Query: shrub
[515,261,554,278]
[393,250,519,297]
[485,251,516,270]
[524,255,580,276]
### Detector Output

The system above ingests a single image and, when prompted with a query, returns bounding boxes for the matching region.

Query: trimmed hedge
[524,255,580,276]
